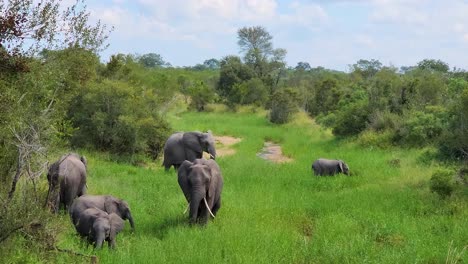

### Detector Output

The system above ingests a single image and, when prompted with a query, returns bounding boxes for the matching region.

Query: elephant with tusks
[178,159,223,225]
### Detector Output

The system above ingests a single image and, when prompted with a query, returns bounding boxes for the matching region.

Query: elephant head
[178,159,223,224]
[75,208,125,249]
[94,212,125,249]
[338,160,350,175]
[104,196,135,231]
[45,153,87,213]
[183,131,217,160]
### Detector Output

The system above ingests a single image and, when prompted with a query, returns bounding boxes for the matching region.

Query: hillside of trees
[1,0,467,260]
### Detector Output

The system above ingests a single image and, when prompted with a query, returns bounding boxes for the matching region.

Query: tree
[350,59,382,80]
[137,53,170,68]
[417,59,449,73]
[237,26,273,57]
[203,58,220,70]
[295,62,312,71]
[0,0,110,73]
[217,55,255,98]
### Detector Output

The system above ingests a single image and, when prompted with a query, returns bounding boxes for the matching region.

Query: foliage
[0,0,110,73]
[396,108,448,146]
[230,78,268,106]
[269,88,299,124]
[430,169,455,198]
[137,53,171,68]
[439,86,468,159]
[187,81,216,112]
[417,59,449,73]
[68,80,170,158]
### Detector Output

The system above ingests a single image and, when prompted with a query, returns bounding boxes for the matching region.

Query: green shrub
[269,88,299,124]
[396,110,446,146]
[430,169,455,198]
[357,130,394,148]
[332,99,370,136]
[315,112,336,129]
[68,80,171,158]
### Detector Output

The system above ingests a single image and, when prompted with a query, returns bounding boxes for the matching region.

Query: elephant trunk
[189,188,205,223]
[46,184,60,213]
[126,211,135,231]
[208,145,216,160]
[94,231,105,249]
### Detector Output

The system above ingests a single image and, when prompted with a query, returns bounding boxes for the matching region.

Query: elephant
[70,195,135,231]
[163,131,217,171]
[312,158,350,176]
[178,159,223,224]
[46,153,87,213]
[73,207,125,249]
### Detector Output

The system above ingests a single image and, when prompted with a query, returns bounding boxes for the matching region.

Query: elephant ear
[338,161,344,173]
[104,196,119,215]
[207,160,221,199]
[109,213,125,234]
[183,132,203,157]
[178,160,193,202]
[80,156,87,168]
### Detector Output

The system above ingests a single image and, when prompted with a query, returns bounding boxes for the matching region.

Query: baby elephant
[73,207,125,249]
[312,158,350,176]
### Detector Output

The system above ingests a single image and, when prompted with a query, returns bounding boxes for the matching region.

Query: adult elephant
[163,131,217,171]
[46,153,87,213]
[73,207,125,249]
[312,158,350,176]
[178,159,223,224]
[70,195,135,231]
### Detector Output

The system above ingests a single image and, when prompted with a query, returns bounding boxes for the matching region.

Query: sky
[85,0,468,71]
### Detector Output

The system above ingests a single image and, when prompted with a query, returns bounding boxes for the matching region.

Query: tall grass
[5,110,466,263]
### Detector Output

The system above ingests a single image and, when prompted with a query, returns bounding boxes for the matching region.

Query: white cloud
[280,2,328,29]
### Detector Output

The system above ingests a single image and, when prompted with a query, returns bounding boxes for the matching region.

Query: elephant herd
[45,131,349,249]
[45,153,134,249]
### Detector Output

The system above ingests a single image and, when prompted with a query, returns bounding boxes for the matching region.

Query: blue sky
[87,0,468,71]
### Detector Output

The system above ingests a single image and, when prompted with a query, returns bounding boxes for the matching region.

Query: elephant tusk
[203,198,215,218]
[183,203,189,214]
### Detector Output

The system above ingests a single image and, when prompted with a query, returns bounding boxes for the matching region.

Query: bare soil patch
[203,135,242,158]
[257,141,293,163]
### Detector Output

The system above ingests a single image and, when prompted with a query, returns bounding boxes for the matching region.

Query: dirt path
[203,135,242,158]
[257,141,293,163]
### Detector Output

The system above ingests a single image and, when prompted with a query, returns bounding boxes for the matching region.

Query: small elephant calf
[73,207,125,249]
[312,158,350,176]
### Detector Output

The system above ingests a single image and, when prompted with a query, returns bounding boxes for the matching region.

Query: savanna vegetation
[1,0,467,263]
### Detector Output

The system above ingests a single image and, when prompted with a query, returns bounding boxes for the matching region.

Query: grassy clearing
[5,110,467,263]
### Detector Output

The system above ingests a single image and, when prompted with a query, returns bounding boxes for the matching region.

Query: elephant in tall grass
[73,207,125,249]
[46,153,87,213]
[312,158,350,176]
[178,159,223,224]
[163,131,216,171]
[70,195,135,231]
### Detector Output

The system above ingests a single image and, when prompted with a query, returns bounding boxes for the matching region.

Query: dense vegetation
[0,0,467,263]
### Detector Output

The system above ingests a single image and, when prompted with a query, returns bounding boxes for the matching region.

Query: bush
[68,80,171,158]
[315,112,337,129]
[430,169,455,198]
[332,99,370,136]
[229,78,268,106]
[357,130,394,148]
[396,110,446,146]
[188,81,216,111]
[269,88,299,124]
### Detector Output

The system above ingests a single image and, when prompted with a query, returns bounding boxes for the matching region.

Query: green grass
[5,110,467,263]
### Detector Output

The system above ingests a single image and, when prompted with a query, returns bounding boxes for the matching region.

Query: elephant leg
[174,164,180,171]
